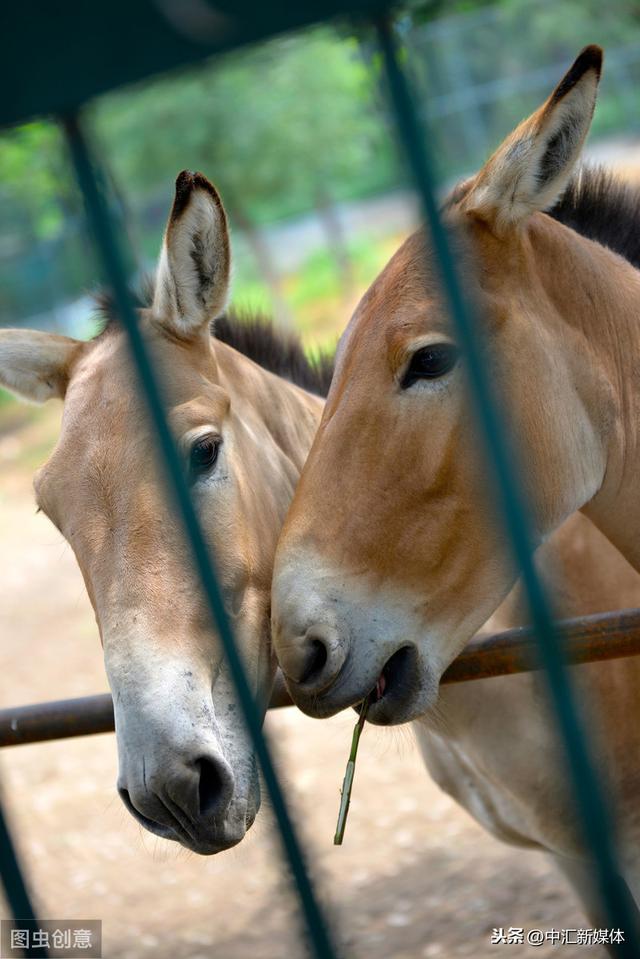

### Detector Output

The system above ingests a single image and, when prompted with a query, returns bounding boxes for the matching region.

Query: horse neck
[529,216,640,570]
[213,339,325,470]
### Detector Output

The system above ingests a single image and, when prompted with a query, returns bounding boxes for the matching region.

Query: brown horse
[271,47,640,905]
[0,172,328,854]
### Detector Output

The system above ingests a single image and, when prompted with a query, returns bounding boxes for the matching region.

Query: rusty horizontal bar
[441,607,640,684]
[0,693,115,748]
[0,673,294,748]
[2,608,640,748]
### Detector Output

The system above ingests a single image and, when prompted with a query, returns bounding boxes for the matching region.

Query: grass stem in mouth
[333,694,370,845]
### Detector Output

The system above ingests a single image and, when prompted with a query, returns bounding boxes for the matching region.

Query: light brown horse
[0,171,327,854]
[272,46,640,906]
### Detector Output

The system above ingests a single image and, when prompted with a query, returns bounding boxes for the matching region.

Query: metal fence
[2,3,640,958]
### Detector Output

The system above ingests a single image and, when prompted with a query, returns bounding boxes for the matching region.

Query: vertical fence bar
[0,799,48,958]
[373,14,639,951]
[59,110,338,959]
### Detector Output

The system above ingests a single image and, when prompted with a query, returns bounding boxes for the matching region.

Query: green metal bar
[60,110,338,959]
[0,0,391,129]
[374,15,640,952]
[0,800,48,957]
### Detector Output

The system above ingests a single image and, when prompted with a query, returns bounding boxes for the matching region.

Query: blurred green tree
[0,124,73,240]
[93,28,393,317]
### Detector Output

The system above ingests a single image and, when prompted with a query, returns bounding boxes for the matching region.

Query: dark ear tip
[171,170,219,222]
[575,44,604,78]
[175,169,195,190]
[551,44,603,105]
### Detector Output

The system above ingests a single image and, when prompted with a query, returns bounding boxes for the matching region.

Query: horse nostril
[299,637,328,684]
[195,756,233,818]
[293,624,345,693]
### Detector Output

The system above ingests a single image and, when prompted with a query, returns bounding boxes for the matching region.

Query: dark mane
[214,312,334,397]
[93,290,334,397]
[548,165,640,270]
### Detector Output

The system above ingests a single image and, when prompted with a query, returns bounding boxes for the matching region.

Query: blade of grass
[334,695,370,845]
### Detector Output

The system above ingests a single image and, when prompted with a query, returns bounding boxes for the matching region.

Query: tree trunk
[227,201,295,330]
[315,186,355,302]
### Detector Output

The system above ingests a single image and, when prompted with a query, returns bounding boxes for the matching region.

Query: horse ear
[463,45,602,234]
[0,329,81,403]
[152,171,231,339]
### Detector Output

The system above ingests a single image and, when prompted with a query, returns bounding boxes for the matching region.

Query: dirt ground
[0,404,606,958]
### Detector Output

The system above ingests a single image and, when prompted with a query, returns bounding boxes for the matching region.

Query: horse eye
[402,343,459,389]
[190,436,220,477]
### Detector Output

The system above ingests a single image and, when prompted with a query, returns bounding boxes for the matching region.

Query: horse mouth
[364,646,419,724]
[119,786,181,842]
[119,785,254,854]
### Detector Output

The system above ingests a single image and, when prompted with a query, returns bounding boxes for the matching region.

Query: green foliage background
[2,0,640,329]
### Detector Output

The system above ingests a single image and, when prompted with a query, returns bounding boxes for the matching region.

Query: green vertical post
[0,800,48,957]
